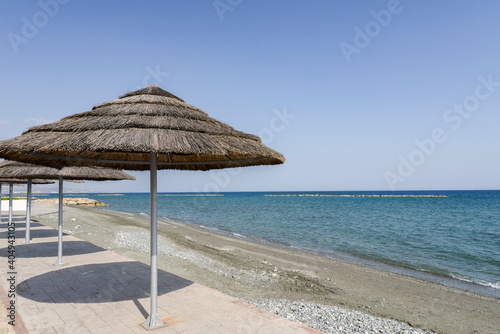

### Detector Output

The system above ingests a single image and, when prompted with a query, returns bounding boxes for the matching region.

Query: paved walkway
[0,206,322,334]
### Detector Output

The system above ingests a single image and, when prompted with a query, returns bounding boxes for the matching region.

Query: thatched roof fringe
[0,160,135,181]
[0,178,55,184]
[5,129,272,157]
[1,153,279,171]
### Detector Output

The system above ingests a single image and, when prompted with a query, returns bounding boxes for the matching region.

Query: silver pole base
[141,313,167,330]
[22,239,32,244]
[54,258,66,266]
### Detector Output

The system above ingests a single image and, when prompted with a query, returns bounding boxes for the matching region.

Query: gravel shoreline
[114,227,434,333]
[241,298,434,334]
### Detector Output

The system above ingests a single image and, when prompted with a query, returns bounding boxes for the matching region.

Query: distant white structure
[0,199,27,212]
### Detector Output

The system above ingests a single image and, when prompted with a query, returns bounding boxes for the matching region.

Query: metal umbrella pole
[0,182,2,223]
[54,176,65,266]
[23,179,32,243]
[142,153,166,330]
[8,182,13,227]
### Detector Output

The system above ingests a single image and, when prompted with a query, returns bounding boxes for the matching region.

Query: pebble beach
[29,202,500,334]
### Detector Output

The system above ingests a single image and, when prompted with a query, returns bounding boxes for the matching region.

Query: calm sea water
[42,190,500,298]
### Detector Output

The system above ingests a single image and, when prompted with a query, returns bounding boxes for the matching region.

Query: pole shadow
[0,215,30,223]
[0,228,58,240]
[0,241,104,258]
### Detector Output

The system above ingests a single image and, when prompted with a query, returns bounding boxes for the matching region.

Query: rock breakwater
[265,194,446,198]
[35,197,107,206]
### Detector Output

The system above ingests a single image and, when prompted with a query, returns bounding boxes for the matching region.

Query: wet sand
[31,203,500,334]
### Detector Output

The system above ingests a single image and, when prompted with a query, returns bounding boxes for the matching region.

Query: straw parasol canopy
[0,178,55,185]
[0,85,284,329]
[0,160,136,181]
[0,85,285,170]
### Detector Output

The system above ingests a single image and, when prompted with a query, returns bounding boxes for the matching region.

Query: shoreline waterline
[156,212,500,299]
[34,190,500,298]
[91,200,500,299]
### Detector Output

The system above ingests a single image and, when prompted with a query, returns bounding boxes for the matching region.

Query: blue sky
[1,0,500,192]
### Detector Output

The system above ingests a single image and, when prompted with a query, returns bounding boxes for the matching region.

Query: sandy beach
[29,202,499,334]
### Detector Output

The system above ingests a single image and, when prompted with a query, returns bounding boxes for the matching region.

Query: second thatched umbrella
[0,85,285,329]
[0,160,135,264]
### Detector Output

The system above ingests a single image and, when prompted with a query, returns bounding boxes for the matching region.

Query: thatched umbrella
[0,178,54,233]
[0,160,135,264]
[0,85,285,329]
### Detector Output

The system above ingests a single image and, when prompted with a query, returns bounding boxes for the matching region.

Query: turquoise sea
[42,190,500,298]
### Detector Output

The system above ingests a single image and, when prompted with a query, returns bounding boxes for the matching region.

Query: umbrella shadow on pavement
[17,261,193,304]
[0,241,103,258]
